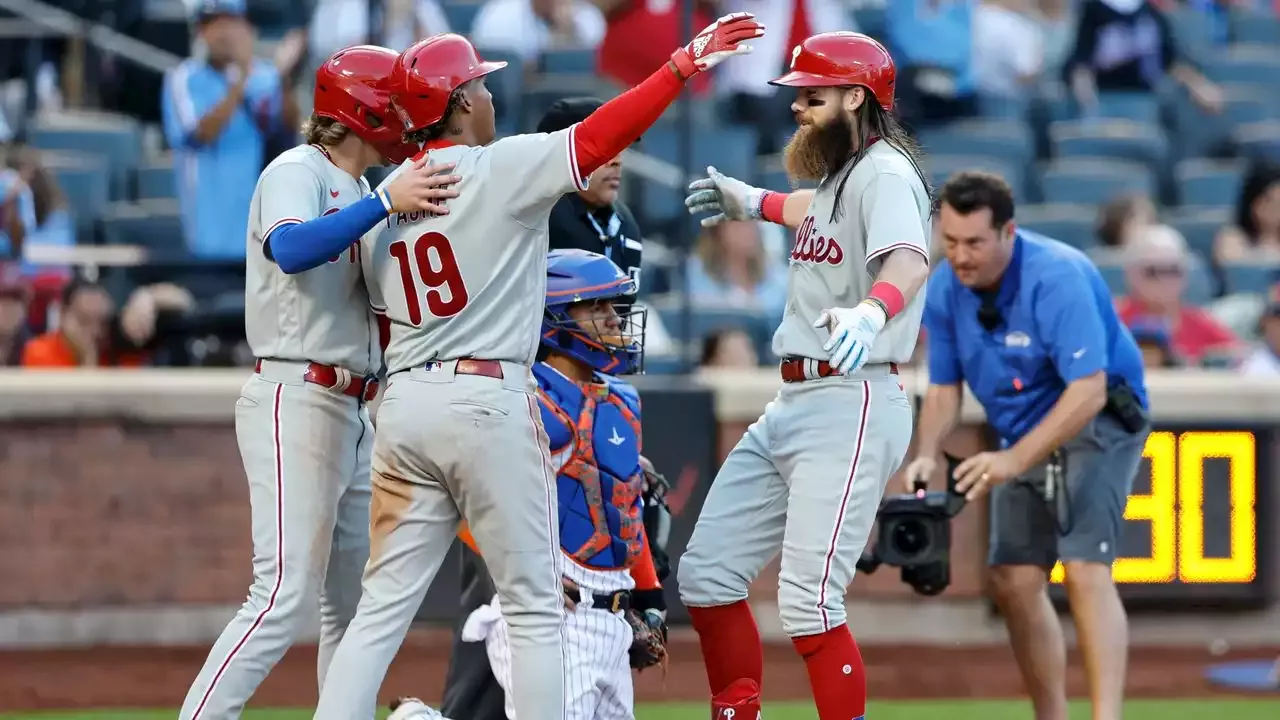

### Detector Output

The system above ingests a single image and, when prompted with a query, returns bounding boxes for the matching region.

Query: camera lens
[890,518,931,559]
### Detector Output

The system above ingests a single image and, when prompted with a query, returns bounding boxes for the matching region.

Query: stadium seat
[976,95,1030,122]
[1221,84,1277,127]
[443,1,483,35]
[1232,121,1280,162]
[1230,9,1280,45]
[1167,206,1230,261]
[1221,263,1280,295]
[851,5,886,39]
[925,155,1026,202]
[917,120,1035,171]
[1094,92,1161,125]
[1015,204,1097,251]
[1175,159,1244,208]
[41,151,110,240]
[540,48,596,75]
[134,157,175,200]
[98,199,186,260]
[1048,119,1168,168]
[1183,258,1216,306]
[1039,158,1156,206]
[28,111,142,201]
[1207,44,1280,86]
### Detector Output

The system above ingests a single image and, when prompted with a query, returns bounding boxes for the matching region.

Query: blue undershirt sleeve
[267,194,389,274]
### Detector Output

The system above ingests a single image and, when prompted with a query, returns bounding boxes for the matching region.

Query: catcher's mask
[542,249,646,376]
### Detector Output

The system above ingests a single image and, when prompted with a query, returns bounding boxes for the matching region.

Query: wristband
[758,191,788,225]
[867,281,906,320]
[376,188,393,214]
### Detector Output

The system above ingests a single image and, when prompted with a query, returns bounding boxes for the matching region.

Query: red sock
[687,601,764,695]
[792,624,867,720]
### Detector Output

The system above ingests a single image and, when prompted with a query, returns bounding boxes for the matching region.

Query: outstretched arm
[572,12,764,178]
[685,169,814,231]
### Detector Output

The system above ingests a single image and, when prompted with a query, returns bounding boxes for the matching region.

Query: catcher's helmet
[313,45,417,164]
[389,34,507,132]
[542,250,646,376]
[770,31,896,111]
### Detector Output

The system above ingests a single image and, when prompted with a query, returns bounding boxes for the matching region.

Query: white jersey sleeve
[257,160,327,243]
[489,125,590,225]
[860,171,931,274]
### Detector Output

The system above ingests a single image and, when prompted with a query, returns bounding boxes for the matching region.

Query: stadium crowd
[0,0,1279,375]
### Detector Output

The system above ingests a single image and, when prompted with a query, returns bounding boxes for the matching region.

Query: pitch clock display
[1048,427,1268,607]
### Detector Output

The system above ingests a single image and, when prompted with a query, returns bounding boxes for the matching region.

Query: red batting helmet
[313,45,417,164]
[770,32,896,111]
[389,34,508,132]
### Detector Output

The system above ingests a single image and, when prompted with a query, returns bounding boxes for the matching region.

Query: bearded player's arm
[859,172,930,318]
[496,12,765,223]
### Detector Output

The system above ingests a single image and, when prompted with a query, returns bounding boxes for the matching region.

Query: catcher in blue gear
[395,250,672,720]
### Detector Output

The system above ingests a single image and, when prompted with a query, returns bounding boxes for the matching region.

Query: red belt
[255,359,379,402]
[779,357,898,383]
[453,359,504,379]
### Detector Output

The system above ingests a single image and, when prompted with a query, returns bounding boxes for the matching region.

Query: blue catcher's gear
[543,249,647,375]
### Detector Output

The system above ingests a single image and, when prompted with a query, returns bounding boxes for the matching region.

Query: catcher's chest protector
[533,363,646,570]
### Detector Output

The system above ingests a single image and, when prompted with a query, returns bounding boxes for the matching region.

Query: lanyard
[585,209,622,260]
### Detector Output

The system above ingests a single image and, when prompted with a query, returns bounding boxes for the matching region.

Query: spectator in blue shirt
[884,0,977,126]
[161,0,302,259]
[3,147,75,278]
[905,172,1149,720]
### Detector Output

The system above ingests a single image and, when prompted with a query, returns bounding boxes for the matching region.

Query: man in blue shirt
[905,172,1149,720]
[161,0,301,259]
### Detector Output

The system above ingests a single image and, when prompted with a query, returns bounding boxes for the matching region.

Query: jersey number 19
[389,231,470,325]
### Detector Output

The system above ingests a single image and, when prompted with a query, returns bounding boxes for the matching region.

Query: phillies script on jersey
[791,215,845,265]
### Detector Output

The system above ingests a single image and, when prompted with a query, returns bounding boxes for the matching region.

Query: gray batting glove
[684,165,765,227]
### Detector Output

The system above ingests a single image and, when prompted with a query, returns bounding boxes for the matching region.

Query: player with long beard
[681,32,932,720]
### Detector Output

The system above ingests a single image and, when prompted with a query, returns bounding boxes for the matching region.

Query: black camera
[856,454,968,596]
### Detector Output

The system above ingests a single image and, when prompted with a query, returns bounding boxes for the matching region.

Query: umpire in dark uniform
[438,97,660,720]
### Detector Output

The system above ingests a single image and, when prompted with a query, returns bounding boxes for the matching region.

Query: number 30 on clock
[1050,431,1258,585]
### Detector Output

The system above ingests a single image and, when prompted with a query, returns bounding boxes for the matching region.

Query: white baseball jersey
[362,127,589,374]
[773,140,931,364]
[245,144,381,374]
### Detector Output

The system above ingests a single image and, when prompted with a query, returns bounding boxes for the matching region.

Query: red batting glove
[669,12,765,80]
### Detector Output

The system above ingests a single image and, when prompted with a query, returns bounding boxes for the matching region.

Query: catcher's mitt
[625,608,669,672]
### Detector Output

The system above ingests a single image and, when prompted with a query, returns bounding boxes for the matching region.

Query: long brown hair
[301,114,352,146]
[5,147,67,226]
[833,96,928,221]
[694,223,765,287]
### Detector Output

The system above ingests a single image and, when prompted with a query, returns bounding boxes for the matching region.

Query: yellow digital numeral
[1177,432,1256,583]
[1113,431,1176,584]
[1049,431,1254,585]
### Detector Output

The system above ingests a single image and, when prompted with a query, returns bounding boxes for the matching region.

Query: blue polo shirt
[924,230,1147,444]
[161,58,283,259]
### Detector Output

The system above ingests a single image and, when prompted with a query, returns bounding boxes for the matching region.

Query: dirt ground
[0,629,1275,711]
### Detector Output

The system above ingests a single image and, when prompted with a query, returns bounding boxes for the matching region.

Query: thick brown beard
[783,113,856,183]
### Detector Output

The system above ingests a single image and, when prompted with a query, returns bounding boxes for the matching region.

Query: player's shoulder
[860,143,926,190]
[601,374,640,409]
[1018,230,1093,283]
[533,363,584,407]
[261,144,326,177]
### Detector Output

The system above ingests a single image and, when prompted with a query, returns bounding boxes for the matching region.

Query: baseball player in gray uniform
[313,20,764,720]
[179,46,460,720]
[680,32,932,720]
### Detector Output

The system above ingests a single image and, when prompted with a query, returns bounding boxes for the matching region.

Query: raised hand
[669,12,765,79]
[383,158,461,215]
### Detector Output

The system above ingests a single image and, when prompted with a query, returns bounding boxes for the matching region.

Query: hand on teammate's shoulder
[384,157,462,216]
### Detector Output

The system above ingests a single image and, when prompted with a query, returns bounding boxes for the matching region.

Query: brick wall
[0,422,253,608]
